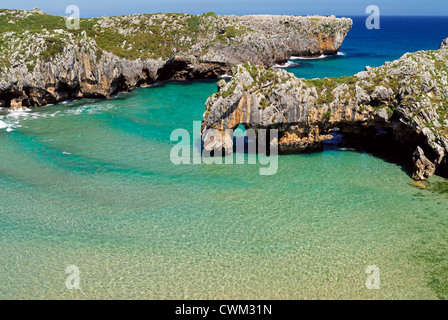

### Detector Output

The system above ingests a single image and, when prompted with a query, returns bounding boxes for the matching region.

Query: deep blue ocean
[286,16,448,78]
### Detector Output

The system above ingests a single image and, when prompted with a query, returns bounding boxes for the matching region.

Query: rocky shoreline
[4,9,446,181]
[0,9,351,109]
[201,39,448,181]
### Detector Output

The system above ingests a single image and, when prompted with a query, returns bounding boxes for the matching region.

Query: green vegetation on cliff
[0,9,352,71]
[0,8,352,112]
[0,10,227,61]
[0,9,271,64]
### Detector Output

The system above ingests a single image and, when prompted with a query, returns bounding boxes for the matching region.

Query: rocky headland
[0,8,352,109]
[201,39,448,180]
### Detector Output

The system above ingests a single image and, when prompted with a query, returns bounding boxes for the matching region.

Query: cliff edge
[0,9,352,109]
[201,39,448,180]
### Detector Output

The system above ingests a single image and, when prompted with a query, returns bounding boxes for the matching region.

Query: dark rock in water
[439,37,448,50]
[412,147,436,181]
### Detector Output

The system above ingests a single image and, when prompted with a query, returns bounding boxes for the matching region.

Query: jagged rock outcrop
[413,146,436,180]
[202,38,448,180]
[0,9,352,109]
[0,34,162,107]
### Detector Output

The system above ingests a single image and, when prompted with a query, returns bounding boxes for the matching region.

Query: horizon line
[2,8,448,18]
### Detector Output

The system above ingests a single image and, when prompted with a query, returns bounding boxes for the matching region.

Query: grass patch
[186,15,200,33]
[259,97,270,109]
[41,37,64,60]
[322,110,331,119]
[202,12,217,19]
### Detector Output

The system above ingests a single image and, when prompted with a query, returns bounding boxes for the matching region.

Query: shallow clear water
[1,17,448,300]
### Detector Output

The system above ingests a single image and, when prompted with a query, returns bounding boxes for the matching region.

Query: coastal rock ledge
[201,38,448,180]
[0,9,351,108]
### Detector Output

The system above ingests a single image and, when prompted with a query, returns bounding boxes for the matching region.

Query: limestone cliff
[201,39,448,180]
[0,9,352,108]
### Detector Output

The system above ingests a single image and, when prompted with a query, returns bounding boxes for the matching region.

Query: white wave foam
[0,120,8,129]
[0,101,117,132]
[65,103,115,116]
[7,107,31,119]
[290,52,346,60]
[274,61,300,68]
[0,106,61,132]
[66,105,88,115]
[290,54,328,60]
[0,118,17,132]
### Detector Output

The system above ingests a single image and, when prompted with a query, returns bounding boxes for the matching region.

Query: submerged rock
[408,181,428,189]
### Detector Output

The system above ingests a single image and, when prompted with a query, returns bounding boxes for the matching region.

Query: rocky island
[0,8,351,109]
[201,39,448,181]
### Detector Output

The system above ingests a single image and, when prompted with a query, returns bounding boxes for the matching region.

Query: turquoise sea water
[1,17,448,299]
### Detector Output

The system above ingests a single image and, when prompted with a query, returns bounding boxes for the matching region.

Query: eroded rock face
[202,39,448,180]
[200,15,352,65]
[0,33,163,108]
[278,125,333,153]
[201,64,375,154]
[0,10,352,109]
